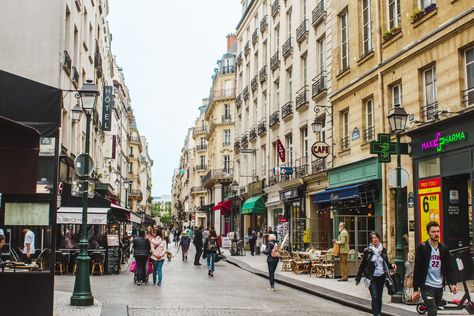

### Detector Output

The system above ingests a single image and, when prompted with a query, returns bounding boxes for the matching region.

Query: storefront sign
[280,188,302,201]
[274,166,293,175]
[311,141,330,158]
[418,177,442,242]
[276,139,286,163]
[102,86,113,131]
[248,180,264,196]
[39,137,55,156]
[421,131,467,153]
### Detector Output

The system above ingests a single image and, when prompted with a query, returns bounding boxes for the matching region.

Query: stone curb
[225,257,418,316]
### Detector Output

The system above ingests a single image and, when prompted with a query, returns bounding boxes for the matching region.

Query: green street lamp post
[387,104,409,302]
[70,80,99,306]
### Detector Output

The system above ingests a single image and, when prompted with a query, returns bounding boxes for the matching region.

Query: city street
[55,244,368,316]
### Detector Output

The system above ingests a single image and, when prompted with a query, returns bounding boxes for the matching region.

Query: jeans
[194,246,202,264]
[135,255,147,283]
[268,261,278,288]
[421,285,443,316]
[207,252,216,271]
[152,259,164,285]
[369,275,385,316]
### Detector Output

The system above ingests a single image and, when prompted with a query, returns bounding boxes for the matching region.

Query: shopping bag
[332,243,340,257]
[148,260,154,274]
[129,260,136,273]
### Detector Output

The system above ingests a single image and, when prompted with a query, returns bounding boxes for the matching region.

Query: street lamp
[70,80,99,307]
[311,116,324,134]
[231,180,239,195]
[387,104,408,302]
[123,179,132,209]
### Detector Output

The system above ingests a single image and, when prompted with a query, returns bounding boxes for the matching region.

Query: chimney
[226,33,237,51]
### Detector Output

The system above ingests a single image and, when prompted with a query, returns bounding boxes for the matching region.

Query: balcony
[295,86,309,110]
[281,101,293,120]
[249,126,257,141]
[296,20,309,43]
[363,126,375,143]
[237,52,243,66]
[221,114,232,123]
[422,101,439,121]
[196,144,208,151]
[234,138,241,152]
[211,89,236,101]
[267,165,295,186]
[258,119,267,136]
[311,158,326,174]
[63,50,72,75]
[269,110,280,128]
[462,87,474,107]
[251,75,259,92]
[271,0,280,17]
[241,133,249,148]
[295,157,310,178]
[196,164,208,171]
[129,190,143,201]
[260,15,268,33]
[243,86,250,100]
[259,65,267,83]
[340,136,350,151]
[71,66,79,88]
[282,37,293,58]
[312,1,326,26]
[221,65,235,74]
[129,136,141,144]
[190,186,206,194]
[252,28,259,45]
[202,168,234,188]
[270,51,280,71]
[312,72,327,98]
[244,41,250,56]
[193,126,208,136]
[236,93,243,109]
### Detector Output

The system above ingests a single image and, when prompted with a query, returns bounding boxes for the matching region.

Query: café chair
[54,251,66,275]
[90,251,105,276]
[72,251,80,275]
[279,250,294,272]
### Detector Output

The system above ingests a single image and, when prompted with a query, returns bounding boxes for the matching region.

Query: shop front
[280,185,306,251]
[241,195,267,234]
[408,111,474,276]
[212,200,232,236]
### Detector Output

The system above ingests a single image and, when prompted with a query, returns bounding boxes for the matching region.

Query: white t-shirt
[22,230,35,255]
[425,244,442,288]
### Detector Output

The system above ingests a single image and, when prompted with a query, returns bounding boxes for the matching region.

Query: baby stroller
[132,258,152,285]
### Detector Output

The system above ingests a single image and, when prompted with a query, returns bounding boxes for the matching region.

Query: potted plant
[410,9,425,23]
[424,3,437,13]
[383,27,402,42]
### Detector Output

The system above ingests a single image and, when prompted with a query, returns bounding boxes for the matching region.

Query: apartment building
[140,136,154,215]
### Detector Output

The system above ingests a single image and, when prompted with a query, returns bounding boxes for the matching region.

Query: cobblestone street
[55,245,368,315]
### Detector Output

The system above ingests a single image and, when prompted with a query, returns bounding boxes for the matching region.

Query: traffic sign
[74,153,94,177]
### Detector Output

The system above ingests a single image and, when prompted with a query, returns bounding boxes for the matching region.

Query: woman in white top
[150,229,166,286]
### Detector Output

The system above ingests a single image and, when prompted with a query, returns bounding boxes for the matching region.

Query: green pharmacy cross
[370,133,408,163]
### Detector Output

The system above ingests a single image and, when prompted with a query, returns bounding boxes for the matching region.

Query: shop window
[418,157,440,178]
[464,47,474,107]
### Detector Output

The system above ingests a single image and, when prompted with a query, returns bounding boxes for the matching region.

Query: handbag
[384,261,402,295]
[129,260,136,273]
[148,259,154,274]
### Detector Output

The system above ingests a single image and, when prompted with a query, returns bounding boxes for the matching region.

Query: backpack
[208,237,217,252]
[271,242,281,258]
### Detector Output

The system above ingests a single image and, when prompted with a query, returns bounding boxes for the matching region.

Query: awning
[212,200,232,212]
[312,185,361,204]
[57,207,109,225]
[130,211,141,224]
[242,195,266,215]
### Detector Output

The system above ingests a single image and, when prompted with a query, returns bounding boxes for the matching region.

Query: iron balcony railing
[202,168,234,187]
[312,1,326,26]
[270,51,280,71]
[296,19,309,43]
[221,65,235,74]
[237,52,243,66]
[63,50,72,75]
[193,126,208,135]
[251,75,259,92]
[271,0,280,17]
[211,89,235,102]
[295,86,309,110]
[422,101,439,121]
[341,136,350,150]
[311,158,326,174]
[295,156,310,178]
[72,66,79,88]
[363,126,375,143]
[129,190,143,197]
[282,37,293,58]
[259,65,267,83]
[260,15,268,33]
[269,110,280,128]
[252,28,259,45]
[196,144,208,151]
[243,86,250,100]
[244,41,250,56]
[130,136,141,144]
[281,101,293,120]
[196,164,208,171]
[249,126,257,141]
[223,141,231,147]
[234,138,241,152]
[462,87,474,107]
[236,93,243,109]
[312,72,327,98]
[190,186,206,193]
[258,119,267,135]
[241,133,249,148]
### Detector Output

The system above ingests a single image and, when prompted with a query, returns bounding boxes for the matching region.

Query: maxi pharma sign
[421,131,467,153]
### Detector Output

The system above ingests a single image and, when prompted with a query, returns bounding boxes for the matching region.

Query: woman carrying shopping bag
[150,229,167,286]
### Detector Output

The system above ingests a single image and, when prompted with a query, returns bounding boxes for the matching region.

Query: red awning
[212,200,232,212]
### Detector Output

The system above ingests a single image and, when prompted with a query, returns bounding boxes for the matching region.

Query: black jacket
[356,246,392,283]
[193,230,203,248]
[264,241,279,263]
[413,241,456,291]
[203,236,220,254]
[132,237,150,257]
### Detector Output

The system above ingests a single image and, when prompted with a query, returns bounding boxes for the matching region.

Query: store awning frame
[241,195,266,215]
[312,184,361,204]
[56,207,110,225]
[212,200,232,212]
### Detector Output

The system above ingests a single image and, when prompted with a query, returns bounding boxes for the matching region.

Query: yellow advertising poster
[418,177,442,242]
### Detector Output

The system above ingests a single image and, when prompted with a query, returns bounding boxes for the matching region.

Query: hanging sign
[418,177,442,242]
[102,86,114,131]
[370,133,408,163]
[276,139,286,163]
[311,141,330,158]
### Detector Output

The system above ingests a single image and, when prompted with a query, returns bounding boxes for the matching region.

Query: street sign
[311,141,330,158]
[388,168,409,188]
[74,153,94,177]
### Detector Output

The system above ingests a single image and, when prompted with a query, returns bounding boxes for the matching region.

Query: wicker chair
[279,250,294,272]
[292,252,311,274]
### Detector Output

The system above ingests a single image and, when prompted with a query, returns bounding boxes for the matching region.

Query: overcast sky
[108,1,242,197]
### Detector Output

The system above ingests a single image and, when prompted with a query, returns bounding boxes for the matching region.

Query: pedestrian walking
[263,233,279,291]
[248,227,257,256]
[333,222,349,281]
[132,230,150,285]
[145,226,153,240]
[412,221,458,316]
[179,231,190,261]
[150,229,166,286]
[193,226,203,265]
[173,228,180,247]
[204,229,218,276]
[355,232,397,316]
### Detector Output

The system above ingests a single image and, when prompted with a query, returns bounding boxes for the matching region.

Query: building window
[342,110,349,149]
[341,11,349,70]
[464,47,474,106]
[301,127,308,161]
[362,0,372,55]
[273,81,280,111]
[200,196,205,207]
[128,162,133,173]
[317,37,325,74]
[286,134,293,166]
[423,66,437,121]
[365,99,375,141]
[387,0,401,30]
[287,11,292,37]
[223,155,231,172]
[224,104,231,119]
[301,55,307,86]
[224,129,231,146]
[420,0,436,9]
[200,137,206,146]
[287,70,292,101]
[392,83,402,107]
[200,155,206,167]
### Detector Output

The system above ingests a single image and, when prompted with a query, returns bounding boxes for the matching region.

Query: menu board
[418,177,442,242]
[4,203,49,226]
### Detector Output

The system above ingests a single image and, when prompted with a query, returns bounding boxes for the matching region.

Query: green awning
[241,195,266,215]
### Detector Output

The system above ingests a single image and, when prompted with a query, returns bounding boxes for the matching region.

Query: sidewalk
[225,251,468,316]
[54,290,103,316]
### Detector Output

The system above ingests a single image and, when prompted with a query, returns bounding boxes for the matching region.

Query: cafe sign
[311,141,330,158]
[421,131,467,153]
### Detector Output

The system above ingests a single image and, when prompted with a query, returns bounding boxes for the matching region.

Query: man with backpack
[203,229,219,276]
[263,233,280,290]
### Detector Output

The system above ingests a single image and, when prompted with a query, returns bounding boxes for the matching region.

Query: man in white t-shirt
[21,228,35,264]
